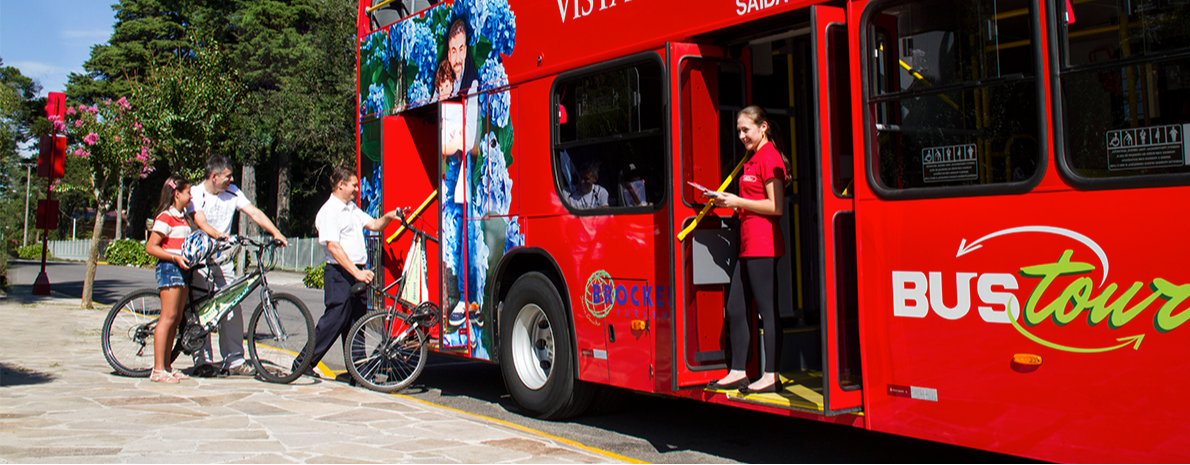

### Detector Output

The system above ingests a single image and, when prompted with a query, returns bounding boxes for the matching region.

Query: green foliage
[17,244,54,260]
[104,239,157,266]
[1,61,45,243]
[134,33,245,178]
[303,265,324,289]
[65,0,194,103]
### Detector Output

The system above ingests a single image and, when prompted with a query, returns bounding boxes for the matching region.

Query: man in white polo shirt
[303,165,401,372]
[189,154,289,377]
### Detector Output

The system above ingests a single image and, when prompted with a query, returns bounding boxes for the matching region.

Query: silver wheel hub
[510,304,553,390]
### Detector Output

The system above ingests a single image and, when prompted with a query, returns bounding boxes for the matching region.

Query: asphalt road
[7,259,1031,463]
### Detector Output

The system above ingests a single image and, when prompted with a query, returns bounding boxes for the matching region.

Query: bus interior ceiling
[696,13,831,403]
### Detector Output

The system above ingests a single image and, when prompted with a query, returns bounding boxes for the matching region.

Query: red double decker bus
[356,0,1190,462]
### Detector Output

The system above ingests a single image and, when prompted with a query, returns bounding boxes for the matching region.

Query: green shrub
[104,240,157,267]
[17,244,54,260]
[303,265,324,289]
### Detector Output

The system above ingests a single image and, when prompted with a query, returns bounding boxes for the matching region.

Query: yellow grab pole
[386,189,438,244]
[676,156,749,241]
[366,0,398,14]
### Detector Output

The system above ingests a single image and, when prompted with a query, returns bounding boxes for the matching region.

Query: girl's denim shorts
[155,260,188,289]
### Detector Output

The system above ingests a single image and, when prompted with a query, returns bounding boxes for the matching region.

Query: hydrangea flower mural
[480,132,512,215]
[359,0,518,361]
[479,58,510,127]
[481,0,516,57]
[360,160,383,218]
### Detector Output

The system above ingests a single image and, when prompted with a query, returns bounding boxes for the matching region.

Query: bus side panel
[518,79,569,219]
[859,189,1190,463]
[381,115,441,319]
[526,213,671,393]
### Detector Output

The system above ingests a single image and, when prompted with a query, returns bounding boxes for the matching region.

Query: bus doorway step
[720,370,825,412]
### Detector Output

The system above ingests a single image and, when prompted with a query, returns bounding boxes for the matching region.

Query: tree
[0,60,45,249]
[65,0,194,104]
[221,0,354,236]
[133,34,244,178]
[58,98,155,309]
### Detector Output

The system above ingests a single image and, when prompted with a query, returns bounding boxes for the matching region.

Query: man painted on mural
[446,19,479,98]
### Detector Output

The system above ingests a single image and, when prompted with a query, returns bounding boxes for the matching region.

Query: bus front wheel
[499,272,595,420]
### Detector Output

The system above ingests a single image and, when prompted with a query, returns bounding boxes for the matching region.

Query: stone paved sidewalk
[0,289,623,464]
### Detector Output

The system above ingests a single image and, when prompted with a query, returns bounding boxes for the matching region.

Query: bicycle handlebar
[392,212,439,244]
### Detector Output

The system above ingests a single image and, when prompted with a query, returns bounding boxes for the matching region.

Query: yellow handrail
[676,156,749,242]
[386,189,438,244]
[367,0,398,14]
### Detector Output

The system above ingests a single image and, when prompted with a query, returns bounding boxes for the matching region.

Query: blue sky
[1,0,117,96]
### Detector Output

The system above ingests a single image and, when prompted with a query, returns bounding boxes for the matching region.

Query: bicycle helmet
[181,231,214,265]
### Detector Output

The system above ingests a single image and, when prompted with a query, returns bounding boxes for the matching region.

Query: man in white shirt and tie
[302,165,401,373]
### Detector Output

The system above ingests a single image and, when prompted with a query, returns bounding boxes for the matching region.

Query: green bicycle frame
[192,272,264,328]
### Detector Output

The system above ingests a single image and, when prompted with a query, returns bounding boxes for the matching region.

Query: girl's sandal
[169,369,189,380]
[150,369,180,384]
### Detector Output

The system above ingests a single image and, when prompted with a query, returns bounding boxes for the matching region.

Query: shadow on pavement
[412,356,1035,464]
[0,361,55,387]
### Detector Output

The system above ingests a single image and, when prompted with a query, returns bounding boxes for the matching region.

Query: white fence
[46,240,111,262]
[47,237,333,272]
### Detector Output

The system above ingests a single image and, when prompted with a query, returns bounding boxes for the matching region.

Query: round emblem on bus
[584,270,614,322]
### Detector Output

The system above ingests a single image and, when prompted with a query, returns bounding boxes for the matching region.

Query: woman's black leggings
[726,257,781,373]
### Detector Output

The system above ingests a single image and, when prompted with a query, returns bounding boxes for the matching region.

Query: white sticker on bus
[921,143,978,183]
[1105,123,1189,170]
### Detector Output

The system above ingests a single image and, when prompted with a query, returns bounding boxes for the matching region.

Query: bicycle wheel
[102,288,164,377]
[345,310,428,393]
[247,293,315,384]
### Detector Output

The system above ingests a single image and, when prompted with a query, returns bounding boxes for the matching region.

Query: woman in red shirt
[706,106,790,394]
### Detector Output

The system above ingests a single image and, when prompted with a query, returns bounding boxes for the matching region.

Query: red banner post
[33,92,66,295]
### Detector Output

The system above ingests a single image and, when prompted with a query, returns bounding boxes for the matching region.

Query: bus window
[866,0,1041,194]
[1058,0,1190,185]
[553,57,666,212]
[367,0,431,31]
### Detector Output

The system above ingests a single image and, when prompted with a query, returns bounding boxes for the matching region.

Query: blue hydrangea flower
[505,216,524,252]
[401,19,437,86]
[480,132,512,215]
[365,83,386,116]
[385,22,403,72]
[467,218,489,306]
[360,162,383,218]
[363,31,389,70]
[478,57,510,127]
[482,0,515,57]
[407,80,431,106]
[465,0,487,46]
[441,156,463,277]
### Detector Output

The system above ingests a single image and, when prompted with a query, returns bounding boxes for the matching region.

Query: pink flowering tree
[58,97,155,309]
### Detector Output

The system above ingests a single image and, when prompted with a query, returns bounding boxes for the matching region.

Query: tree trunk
[127,180,143,240]
[276,151,291,235]
[115,181,124,240]
[81,199,108,310]
[237,162,259,276]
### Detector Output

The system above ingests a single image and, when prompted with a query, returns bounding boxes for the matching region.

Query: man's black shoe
[334,372,358,387]
[192,364,223,378]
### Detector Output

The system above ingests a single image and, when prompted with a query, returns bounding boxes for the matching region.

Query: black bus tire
[499,272,596,420]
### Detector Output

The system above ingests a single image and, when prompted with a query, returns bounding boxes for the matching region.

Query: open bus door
[670,5,862,415]
[809,4,862,414]
[668,42,750,390]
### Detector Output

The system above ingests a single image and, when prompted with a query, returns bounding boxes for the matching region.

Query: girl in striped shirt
[145,175,193,383]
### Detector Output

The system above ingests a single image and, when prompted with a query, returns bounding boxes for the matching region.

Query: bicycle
[343,215,440,393]
[101,236,316,384]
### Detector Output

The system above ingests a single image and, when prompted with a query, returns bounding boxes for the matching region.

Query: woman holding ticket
[705,105,791,394]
